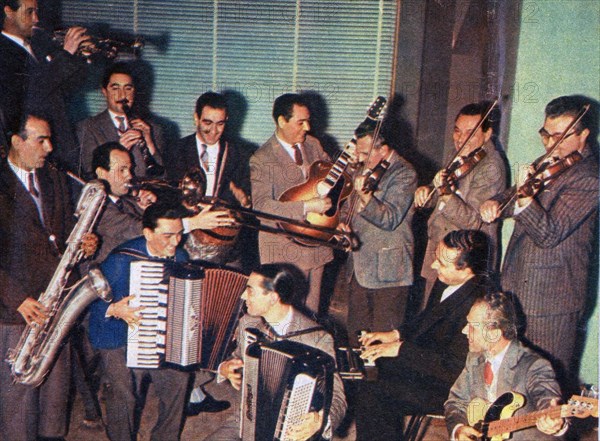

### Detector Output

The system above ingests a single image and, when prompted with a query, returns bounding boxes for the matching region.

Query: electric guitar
[278,96,387,245]
[467,392,598,440]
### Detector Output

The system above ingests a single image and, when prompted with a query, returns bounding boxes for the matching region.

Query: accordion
[127,260,247,369]
[240,329,335,441]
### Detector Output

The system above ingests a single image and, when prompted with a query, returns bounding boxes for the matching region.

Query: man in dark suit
[90,141,155,265]
[415,102,507,303]
[76,62,164,179]
[88,202,191,441]
[212,263,347,440]
[480,95,599,385]
[445,291,566,441]
[0,0,89,170]
[0,113,78,440]
[166,91,251,267]
[343,121,417,346]
[251,93,333,315]
[355,230,490,441]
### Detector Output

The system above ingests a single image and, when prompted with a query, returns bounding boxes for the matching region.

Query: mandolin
[278,96,387,245]
[467,392,598,441]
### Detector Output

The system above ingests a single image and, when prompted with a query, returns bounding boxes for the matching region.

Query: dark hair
[91,142,131,176]
[101,62,135,89]
[272,93,308,122]
[442,229,489,275]
[253,263,299,305]
[142,202,188,230]
[355,120,387,149]
[545,95,595,135]
[474,291,518,340]
[13,113,49,140]
[195,91,228,117]
[1,0,20,23]
[457,101,499,133]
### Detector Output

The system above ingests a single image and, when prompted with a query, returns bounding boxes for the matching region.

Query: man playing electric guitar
[445,291,568,440]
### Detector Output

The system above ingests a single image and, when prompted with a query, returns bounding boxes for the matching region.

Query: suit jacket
[373,277,486,413]
[500,146,598,316]
[88,236,189,349]
[348,151,416,288]
[0,160,74,323]
[76,109,165,179]
[421,141,507,282]
[233,310,347,431]
[0,33,86,170]
[250,134,333,270]
[167,134,246,204]
[445,340,563,441]
[91,196,143,265]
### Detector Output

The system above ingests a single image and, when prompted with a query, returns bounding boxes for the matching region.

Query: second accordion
[127,260,248,370]
[240,329,335,441]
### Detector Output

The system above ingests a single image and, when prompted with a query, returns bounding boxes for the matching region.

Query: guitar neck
[323,142,355,188]
[487,406,562,436]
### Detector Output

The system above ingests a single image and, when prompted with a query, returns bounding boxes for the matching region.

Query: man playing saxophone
[0,113,96,441]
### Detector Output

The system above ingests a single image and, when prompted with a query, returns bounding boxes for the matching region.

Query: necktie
[114,198,124,212]
[484,360,493,386]
[292,143,303,166]
[28,172,39,198]
[200,144,210,170]
[116,116,126,134]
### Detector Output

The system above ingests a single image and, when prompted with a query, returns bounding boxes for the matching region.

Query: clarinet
[118,99,165,177]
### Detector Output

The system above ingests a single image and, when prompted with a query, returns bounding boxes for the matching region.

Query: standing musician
[480,95,599,387]
[445,291,567,441]
[210,263,347,441]
[76,62,165,179]
[88,202,191,441]
[0,0,90,170]
[341,121,417,346]
[167,91,251,266]
[415,102,507,303]
[0,113,96,441]
[250,93,333,315]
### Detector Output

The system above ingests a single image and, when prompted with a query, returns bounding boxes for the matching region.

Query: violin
[362,158,391,192]
[516,151,583,199]
[438,147,487,195]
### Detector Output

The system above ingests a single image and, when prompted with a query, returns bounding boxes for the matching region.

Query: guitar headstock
[564,395,599,419]
[365,96,387,121]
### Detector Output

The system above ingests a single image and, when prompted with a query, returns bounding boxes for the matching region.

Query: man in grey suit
[415,102,506,302]
[214,263,347,440]
[480,95,599,385]
[343,122,416,345]
[76,62,164,179]
[445,291,567,441]
[250,94,333,315]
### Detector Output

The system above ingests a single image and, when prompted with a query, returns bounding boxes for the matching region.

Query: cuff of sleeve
[182,218,191,234]
[451,424,464,441]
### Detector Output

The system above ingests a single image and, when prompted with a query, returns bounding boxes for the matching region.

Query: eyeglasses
[538,127,578,144]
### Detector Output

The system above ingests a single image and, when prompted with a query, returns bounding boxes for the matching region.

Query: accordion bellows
[127,260,247,370]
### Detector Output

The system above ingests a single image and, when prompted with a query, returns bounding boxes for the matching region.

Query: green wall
[505,0,599,384]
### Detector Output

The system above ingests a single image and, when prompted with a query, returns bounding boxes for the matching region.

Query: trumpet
[35,26,144,60]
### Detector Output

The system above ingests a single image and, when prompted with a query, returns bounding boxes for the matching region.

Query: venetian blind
[62,0,396,146]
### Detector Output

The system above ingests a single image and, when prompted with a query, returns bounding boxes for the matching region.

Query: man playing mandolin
[445,291,567,441]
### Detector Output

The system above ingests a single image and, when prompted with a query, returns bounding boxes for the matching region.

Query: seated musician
[88,202,191,441]
[355,230,491,440]
[445,291,567,441]
[210,263,347,441]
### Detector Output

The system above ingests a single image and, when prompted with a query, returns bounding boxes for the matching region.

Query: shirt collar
[8,157,34,188]
[269,306,294,336]
[195,134,220,151]
[275,134,302,162]
[2,31,29,49]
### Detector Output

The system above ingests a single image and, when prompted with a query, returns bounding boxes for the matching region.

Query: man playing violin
[415,102,507,305]
[342,121,417,346]
[480,95,599,388]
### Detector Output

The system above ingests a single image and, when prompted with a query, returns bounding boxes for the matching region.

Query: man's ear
[11,133,22,150]
[277,115,287,129]
[95,166,108,180]
[193,112,199,126]
[142,227,152,241]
